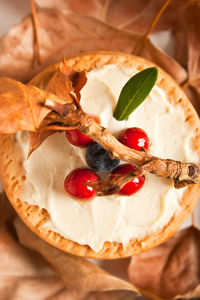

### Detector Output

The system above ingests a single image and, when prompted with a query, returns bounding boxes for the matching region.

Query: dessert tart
[0,52,200,259]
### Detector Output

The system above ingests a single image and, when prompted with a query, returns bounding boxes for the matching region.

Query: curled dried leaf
[0,225,70,300]
[0,9,187,84]
[28,123,55,157]
[15,218,139,296]
[128,226,200,299]
[0,77,52,133]
[0,76,73,134]
[35,0,191,34]
[176,3,200,114]
[35,0,104,17]
[28,64,87,155]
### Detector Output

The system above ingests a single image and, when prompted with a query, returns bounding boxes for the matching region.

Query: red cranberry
[66,129,93,147]
[112,164,145,196]
[64,168,98,200]
[118,127,149,151]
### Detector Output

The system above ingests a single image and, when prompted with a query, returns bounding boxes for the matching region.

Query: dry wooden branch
[45,100,200,195]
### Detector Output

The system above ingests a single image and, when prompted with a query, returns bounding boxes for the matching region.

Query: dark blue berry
[86,143,120,173]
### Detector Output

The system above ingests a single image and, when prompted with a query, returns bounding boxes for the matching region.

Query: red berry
[118,127,149,151]
[112,164,145,196]
[64,168,99,200]
[66,129,93,147]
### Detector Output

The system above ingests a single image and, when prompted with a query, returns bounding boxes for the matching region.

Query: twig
[44,100,200,195]
[88,167,145,196]
[133,0,170,55]
[45,99,147,163]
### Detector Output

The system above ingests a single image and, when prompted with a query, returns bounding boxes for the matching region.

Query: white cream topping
[17,64,199,252]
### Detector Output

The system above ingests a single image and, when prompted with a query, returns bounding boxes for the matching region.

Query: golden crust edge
[1,51,200,259]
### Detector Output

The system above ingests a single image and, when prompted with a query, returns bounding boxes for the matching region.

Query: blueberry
[86,142,120,173]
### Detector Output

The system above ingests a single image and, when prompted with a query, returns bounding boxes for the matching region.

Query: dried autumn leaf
[14,218,140,297]
[100,0,191,33]
[71,70,87,101]
[35,0,105,18]
[0,77,62,133]
[0,9,187,84]
[35,0,191,34]
[0,74,76,134]
[25,1,200,115]
[0,195,135,299]
[0,192,15,226]
[128,226,200,299]
[85,290,137,300]
[174,2,200,75]
[175,285,200,299]
[28,64,73,155]
[44,64,87,105]
[28,64,87,155]
[174,3,200,114]
[0,225,69,300]
[0,217,139,300]
[28,125,55,157]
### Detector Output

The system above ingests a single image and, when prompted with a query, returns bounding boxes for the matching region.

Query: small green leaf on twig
[113,67,158,121]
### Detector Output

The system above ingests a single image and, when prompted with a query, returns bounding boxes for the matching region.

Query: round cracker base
[1,52,200,259]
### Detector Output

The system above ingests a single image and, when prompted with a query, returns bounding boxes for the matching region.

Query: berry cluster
[64,127,149,201]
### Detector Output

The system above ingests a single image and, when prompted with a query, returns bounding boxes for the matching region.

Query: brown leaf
[71,71,87,101]
[45,64,74,101]
[44,63,87,105]
[102,0,190,33]
[174,3,200,113]
[128,226,200,299]
[180,3,200,79]
[84,290,136,300]
[0,77,53,133]
[0,75,74,134]
[0,9,187,84]
[184,83,200,115]
[0,218,138,300]
[28,126,55,157]
[28,64,87,155]
[14,218,139,296]
[35,0,105,18]
[0,226,69,300]
[0,192,15,226]
[0,212,130,299]
[35,0,190,34]
[28,64,74,155]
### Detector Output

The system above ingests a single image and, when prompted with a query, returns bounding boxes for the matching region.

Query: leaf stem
[100,0,111,21]
[181,75,200,89]
[133,0,171,55]
[30,0,41,65]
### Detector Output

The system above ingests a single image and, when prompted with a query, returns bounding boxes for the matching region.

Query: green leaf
[113,67,158,121]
